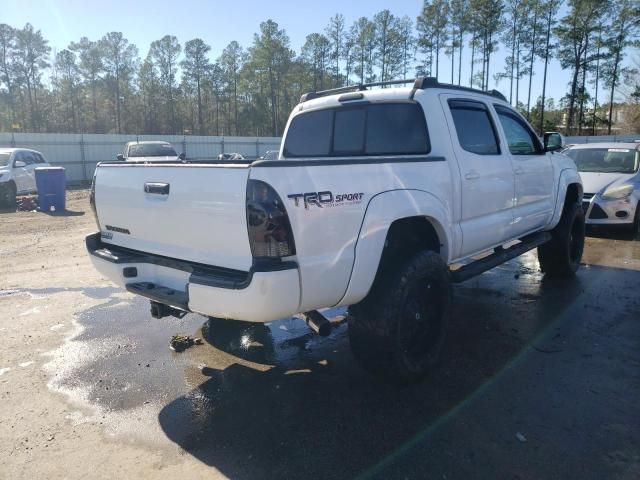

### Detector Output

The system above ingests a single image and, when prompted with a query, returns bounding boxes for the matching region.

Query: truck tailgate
[94,163,252,271]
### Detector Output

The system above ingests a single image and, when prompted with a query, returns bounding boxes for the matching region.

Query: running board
[450,232,552,283]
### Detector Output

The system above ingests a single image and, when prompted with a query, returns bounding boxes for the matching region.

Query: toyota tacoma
[87,77,585,382]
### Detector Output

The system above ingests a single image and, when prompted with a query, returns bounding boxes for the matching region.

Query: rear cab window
[127,143,178,158]
[282,102,430,158]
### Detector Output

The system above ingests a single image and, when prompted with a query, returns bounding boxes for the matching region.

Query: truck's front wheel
[538,201,585,277]
[348,250,451,383]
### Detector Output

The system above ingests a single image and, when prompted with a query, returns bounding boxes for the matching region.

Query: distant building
[558,104,634,135]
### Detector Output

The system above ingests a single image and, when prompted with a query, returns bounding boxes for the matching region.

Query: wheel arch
[548,169,583,230]
[337,189,452,307]
[563,182,582,207]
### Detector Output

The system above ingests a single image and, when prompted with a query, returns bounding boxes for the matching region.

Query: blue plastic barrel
[35,167,66,212]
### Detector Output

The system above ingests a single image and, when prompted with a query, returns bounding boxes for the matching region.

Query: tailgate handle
[144,182,170,195]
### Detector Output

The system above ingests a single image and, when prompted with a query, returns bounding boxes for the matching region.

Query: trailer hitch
[302,310,332,337]
[150,301,187,319]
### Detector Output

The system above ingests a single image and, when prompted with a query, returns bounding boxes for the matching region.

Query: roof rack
[300,76,507,103]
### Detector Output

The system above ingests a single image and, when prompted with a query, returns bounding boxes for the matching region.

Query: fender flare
[547,168,583,230]
[336,189,452,307]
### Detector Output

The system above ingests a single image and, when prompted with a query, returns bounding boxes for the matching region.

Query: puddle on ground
[44,291,347,444]
[39,248,639,452]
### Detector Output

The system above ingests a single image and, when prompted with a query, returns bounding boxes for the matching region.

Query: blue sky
[0,0,618,105]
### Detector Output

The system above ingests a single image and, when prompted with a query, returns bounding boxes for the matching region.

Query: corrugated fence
[1,132,638,184]
[0,132,282,184]
[564,134,640,144]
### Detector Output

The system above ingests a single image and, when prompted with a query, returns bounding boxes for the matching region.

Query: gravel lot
[1,190,639,479]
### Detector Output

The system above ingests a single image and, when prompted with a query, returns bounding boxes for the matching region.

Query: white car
[0,148,51,207]
[217,152,245,161]
[565,143,640,233]
[117,141,185,162]
[87,77,584,382]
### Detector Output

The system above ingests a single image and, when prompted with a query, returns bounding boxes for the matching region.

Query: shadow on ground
[586,224,639,241]
[0,206,84,216]
[156,258,640,479]
[41,209,85,217]
[0,206,17,214]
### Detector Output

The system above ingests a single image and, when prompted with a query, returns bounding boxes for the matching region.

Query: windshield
[0,153,10,167]
[567,147,639,174]
[128,143,177,158]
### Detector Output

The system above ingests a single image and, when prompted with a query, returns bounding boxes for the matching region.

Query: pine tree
[600,0,640,134]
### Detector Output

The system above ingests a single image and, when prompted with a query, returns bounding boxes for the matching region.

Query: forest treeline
[0,0,638,137]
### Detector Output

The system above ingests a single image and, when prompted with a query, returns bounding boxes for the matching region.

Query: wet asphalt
[52,231,639,480]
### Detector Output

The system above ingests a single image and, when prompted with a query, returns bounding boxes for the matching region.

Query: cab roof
[124,140,172,145]
[0,147,40,153]
[298,76,507,111]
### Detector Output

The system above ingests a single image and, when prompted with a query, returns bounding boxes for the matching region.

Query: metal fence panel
[0,132,282,184]
[565,134,640,144]
[8,131,636,184]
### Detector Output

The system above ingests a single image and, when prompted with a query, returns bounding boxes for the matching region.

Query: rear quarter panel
[251,93,461,311]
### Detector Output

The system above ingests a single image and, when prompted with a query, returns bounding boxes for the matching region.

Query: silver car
[565,142,640,233]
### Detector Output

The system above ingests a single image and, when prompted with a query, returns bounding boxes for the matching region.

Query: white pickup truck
[87,77,584,382]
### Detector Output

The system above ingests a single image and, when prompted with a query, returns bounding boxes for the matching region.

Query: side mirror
[179,152,186,160]
[14,160,26,168]
[116,154,124,161]
[543,132,564,152]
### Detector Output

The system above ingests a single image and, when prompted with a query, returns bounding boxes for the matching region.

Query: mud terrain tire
[348,250,451,383]
[538,201,585,277]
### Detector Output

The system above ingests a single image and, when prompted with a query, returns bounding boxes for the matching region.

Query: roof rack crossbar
[300,78,416,102]
[299,76,508,103]
[414,77,508,101]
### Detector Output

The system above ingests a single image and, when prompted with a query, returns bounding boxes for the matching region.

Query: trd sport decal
[287,191,364,209]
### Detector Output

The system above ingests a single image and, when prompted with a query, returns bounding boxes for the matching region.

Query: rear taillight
[246,180,296,258]
[89,169,100,229]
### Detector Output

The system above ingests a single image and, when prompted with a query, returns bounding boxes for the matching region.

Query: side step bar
[451,232,552,283]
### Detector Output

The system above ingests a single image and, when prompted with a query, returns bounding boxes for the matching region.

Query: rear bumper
[86,233,301,322]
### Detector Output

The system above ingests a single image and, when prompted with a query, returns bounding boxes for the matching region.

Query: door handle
[144,182,170,195]
[514,166,524,175]
[464,171,480,181]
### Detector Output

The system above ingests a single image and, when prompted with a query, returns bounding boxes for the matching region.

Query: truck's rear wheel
[348,250,451,383]
[0,182,16,209]
[538,201,585,277]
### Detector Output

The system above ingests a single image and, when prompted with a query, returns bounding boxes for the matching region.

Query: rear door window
[283,102,430,158]
[448,100,500,155]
